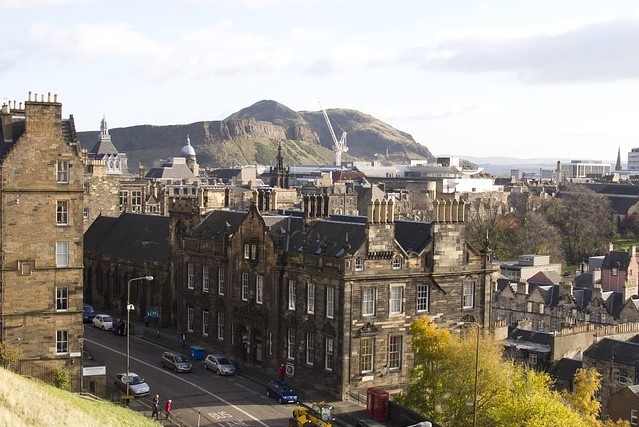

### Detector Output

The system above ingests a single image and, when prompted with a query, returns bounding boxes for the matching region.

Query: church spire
[100,115,109,139]
[616,146,622,171]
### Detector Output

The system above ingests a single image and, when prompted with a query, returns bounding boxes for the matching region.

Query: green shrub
[53,366,71,391]
[0,343,22,371]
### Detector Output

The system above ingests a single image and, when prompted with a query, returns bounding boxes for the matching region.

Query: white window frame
[392,256,402,269]
[417,284,429,312]
[82,207,90,219]
[325,337,334,371]
[131,190,142,208]
[528,353,538,365]
[288,280,296,310]
[463,282,475,309]
[251,244,257,260]
[539,303,545,314]
[217,311,224,340]
[56,160,69,183]
[56,200,69,225]
[326,287,334,319]
[390,285,403,314]
[56,330,68,355]
[306,333,315,365]
[362,288,375,316]
[187,264,194,289]
[56,241,69,268]
[307,283,315,314]
[361,337,374,373]
[243,244,250,259]
[631,409,637,425]
[355,257,364,271]
[526,301,533,313]
[256,275,263,304]
[55,286,68,311]
[218,268,225,295]
[202,310,209,336]
[287,328,296,360]
[187,307,194,332]
[203,266,210,292]
[241,273,249,301]
[388,335,402,370]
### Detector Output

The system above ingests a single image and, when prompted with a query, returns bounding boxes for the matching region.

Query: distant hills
[77,100,434,169]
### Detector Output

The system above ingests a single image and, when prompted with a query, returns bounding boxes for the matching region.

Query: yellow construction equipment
[289,401,334,427]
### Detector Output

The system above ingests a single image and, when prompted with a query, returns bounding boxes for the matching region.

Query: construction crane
[319,102,348,167]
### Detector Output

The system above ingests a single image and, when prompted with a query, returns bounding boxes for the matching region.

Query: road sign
[121,394,134,400]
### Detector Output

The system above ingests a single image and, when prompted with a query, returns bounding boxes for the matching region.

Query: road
[84,324,295,427]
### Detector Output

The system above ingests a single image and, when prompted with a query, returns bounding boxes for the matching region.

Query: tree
[619,213,639,239]
[513,211,564,263]
[466,197,519,260]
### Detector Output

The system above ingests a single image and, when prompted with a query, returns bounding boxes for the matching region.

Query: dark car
[112,318,127,336]
[82,303,96,323]
[161,351,192,373]
[266,379,298,404]
[113,372,150,397]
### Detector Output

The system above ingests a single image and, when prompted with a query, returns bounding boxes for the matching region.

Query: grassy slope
[0,367,157,427]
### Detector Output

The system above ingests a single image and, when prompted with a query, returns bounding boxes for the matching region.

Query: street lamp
[459,321,481,427]
[78,335,84,393]
[126,275,153,398]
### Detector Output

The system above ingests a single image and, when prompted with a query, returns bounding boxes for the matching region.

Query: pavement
[122,317,369,427]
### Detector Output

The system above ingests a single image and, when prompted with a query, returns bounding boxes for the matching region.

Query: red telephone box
[366,387,389,422]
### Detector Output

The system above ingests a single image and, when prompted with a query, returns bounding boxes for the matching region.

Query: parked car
[82,303,96,323]
[161,351,192,373]
[92,314,114,330]
[113,372,150,397]
[112,318,127,336]
[266,379,298,404]
[203,353,236,375]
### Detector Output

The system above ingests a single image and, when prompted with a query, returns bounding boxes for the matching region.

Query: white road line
[87,338,272,427]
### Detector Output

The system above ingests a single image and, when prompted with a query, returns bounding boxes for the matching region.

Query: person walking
[165,399,172,419]
[278,363,286,381]
[151,394,159,419]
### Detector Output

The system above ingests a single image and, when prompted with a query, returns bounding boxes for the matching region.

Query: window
[287,328,296,360]
[202,266,210,292]
[528,353,538,365]
[307,283,315,314]
[187,307,194,332]
[56,160,69,183]
[56,330,68,354]
[56,200,68,225]
[243,244,250,259]
[119,191,128,207]
[83,181,90,194]
[631,409,637,425]
[217,311,224,340]
[256,275,263,304]
[389,335,402,370]
[241,273,249,301]
[202,310,209,336]
[392,257,402,269]
[355,257,364,271]
[187,264,194,289]
[362,288,375,316]
[539,303,545,314]
[55,287,68,311]
[288,280,296,310]
[83,207,90,219]
[361,337,374,373]
[251,244,257,260]
[325,337,334,371]
[390,286,403,314]
[417,284,429,312]
[463,282,475,309]
[131,190,142,209]
[526,301,533,313]
[617,368,629,384]
[326,287,335,319]
[56,241,69,267]
[306,333,314,365]
[612,262,619,276]
[218,268,225,295]
[18,260,34,275]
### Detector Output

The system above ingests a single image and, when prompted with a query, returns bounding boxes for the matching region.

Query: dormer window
[392,257,402,270]
[612,262,620,276]
[355,257,364,271]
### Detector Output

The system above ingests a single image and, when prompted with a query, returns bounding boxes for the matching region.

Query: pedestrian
[144,314,149,327]
[165,399,172,419]
[279,363,286,381]
[151,394,159,419]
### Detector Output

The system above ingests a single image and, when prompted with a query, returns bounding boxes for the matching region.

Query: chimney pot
[28,91,32,101]
[48,92,51,102]
[54,94,58,102]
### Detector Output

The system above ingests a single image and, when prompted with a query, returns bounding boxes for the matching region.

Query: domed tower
[181,134,199,176]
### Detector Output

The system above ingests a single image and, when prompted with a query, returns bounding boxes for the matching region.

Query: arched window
[392,257,402,270]
[612,262,620,276]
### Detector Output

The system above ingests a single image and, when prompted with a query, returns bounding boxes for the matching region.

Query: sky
[1,0,638,162]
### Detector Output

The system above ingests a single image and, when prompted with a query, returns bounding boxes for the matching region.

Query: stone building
[0,93,84,387]
[178,195,491,398]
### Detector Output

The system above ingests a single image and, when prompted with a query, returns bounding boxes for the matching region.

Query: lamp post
[459,321,481,427]
[126,275,153,398]
[78,335,84,393]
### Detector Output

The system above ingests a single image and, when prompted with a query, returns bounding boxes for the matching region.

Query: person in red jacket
[279,363,286,381]
[165,399,172,419]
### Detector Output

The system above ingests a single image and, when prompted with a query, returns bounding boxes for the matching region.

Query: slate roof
[583,183,639,196]
[288,219,366,258]
[507,328,553,346]
[548,358,582,383]
[83,212,169,263]
[527,271,561,286]
[584,338,639,366]
[395,220,432,254]
[603,291,625,316]
[146,161,195,180]
[186,210,247,241]
[602,251,632,270]
[89,137,119,156]
[574,272,594,289]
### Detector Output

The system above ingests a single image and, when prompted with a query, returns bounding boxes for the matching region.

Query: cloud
[0,0,92,8]
[401,15,639,83]
[379,104,481,122]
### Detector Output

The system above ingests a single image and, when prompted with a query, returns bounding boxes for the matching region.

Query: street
[84,324,295,427]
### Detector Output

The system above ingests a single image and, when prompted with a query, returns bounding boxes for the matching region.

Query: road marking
[87,338,272,427]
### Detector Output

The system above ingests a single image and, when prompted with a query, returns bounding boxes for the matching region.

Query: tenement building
[0,93,84,387]
[179,194,491,398]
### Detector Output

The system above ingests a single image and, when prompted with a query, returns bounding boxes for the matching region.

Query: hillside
[0,367,156,427]
[77,100,433,169]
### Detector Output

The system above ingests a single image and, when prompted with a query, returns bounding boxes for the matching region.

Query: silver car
[161,351,192,373]
[92,314,114,330]
[113,372,150,397]
[204,353,236,375]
